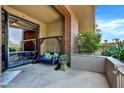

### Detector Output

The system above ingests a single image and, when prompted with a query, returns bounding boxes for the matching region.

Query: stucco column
[54,5,71,54]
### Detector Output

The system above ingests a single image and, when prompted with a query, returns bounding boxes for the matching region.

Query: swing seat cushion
[36,57,58,63]
[44,53,52,58]
[36,58,52,62]
[36,52,60,63]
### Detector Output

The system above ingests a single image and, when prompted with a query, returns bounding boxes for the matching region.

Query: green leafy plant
[9,47,16,52]
[76,32,101,53]
[101,42,124,63]
[9,40,22,52]
[59,54,69,63]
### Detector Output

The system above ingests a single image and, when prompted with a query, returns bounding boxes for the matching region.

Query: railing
[106,57,124,88]
[117,67,124,88]
[8,51,36,67]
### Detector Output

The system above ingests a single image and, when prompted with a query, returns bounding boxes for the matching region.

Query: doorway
[1,9,39,70]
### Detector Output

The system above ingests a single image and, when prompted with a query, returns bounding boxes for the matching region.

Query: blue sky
[9,27,23,45]
[96,5,124,43]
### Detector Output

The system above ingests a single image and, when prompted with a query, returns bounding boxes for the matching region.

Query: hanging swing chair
[33,36,62,64]
[35,52,60,64]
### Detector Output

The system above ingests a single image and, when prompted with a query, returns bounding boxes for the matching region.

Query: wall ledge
[71,54,106,58]
[106,57,124,67]
[71,54,124,67]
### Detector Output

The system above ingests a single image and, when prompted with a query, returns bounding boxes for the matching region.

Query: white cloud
[9,37,20,45]
[96,19,124,36]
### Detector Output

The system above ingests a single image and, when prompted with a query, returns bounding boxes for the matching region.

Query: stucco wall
[46,20,63,52]
[78,6,95,33]
[39,22,48,52]
[2,6,48,52]
[71,54,106,73]
[47,20,63,37]
[65,6,79,54]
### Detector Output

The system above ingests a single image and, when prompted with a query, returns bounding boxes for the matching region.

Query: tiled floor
[4,63,109,88]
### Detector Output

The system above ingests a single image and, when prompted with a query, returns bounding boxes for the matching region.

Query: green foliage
[76,32,101,53]
[101,42,124,63]
[59,54,69,64]
[9,47,16,52]
[9,46,22,52]
[9,43,22,52]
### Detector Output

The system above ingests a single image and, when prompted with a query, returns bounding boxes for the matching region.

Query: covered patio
[4,63,109,88]
[1,5,124,88]
[3,54,124,88]
[2,5,67,70]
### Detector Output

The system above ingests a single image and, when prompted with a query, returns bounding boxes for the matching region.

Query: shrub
[9,47,16,52]
[101,42,124,63]
[76,32,101,53]
[9,46,22,52]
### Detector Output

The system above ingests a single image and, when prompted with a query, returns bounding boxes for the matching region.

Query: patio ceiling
[70,5,95,32]
[8,5,62,24]
[70,5,95,22]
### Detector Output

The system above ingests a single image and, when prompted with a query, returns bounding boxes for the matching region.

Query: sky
[9,27,23,45]
[96,5,124,43]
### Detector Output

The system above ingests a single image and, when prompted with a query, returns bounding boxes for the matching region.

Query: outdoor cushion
[36,57,58,63]
[35,52,60,64]
[53,53,59,57]
[52,58,59,62]
[44,53,50,58]
[37,58,52,62]
[47,55,53,59]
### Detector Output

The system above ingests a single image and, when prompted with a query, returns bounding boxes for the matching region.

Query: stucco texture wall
[78,6,95,33]
[70,5,95,33]
[39,22,48,52]
[65,5,79,54]
[46,20,63,52]
[47,20,63,37]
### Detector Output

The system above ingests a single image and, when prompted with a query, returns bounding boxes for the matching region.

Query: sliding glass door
[1,9,9,70]
[8,15,38,68]
[2,9,39,69]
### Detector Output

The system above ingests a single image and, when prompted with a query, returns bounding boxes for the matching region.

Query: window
[9,27,23,52]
